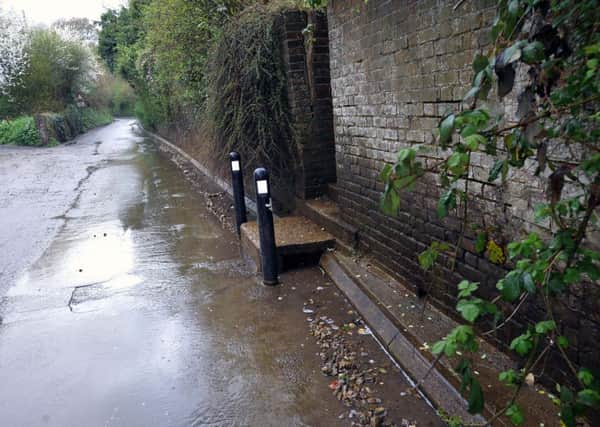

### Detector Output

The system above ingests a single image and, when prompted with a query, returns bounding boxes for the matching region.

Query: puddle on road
[0,121,442,427]
[0,122,350,427]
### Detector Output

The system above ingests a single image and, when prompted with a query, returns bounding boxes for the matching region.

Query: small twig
[482,293,528,336]
[410,352,444,391]
[453,0,468,11]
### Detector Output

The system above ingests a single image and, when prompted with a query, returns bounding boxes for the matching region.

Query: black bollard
[254,168,278,285]
[229,152,247,236]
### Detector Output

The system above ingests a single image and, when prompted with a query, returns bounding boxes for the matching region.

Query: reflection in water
[9,222,135,296]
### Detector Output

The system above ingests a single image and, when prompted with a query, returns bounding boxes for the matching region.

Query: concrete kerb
[320,252,488,425]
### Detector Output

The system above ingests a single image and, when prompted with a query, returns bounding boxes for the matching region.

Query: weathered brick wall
[327,0,599,380]
[281,11,336,200]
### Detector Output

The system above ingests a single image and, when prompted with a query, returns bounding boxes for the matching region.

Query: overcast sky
[1,0,127,25]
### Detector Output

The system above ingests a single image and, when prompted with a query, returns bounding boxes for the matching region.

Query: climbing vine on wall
[378,0,599,426]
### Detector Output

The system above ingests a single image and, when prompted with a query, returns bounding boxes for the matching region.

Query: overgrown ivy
[376,0,600,425]
[206,6,295,177]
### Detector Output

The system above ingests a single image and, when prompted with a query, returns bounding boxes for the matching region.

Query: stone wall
[327,0,599,380]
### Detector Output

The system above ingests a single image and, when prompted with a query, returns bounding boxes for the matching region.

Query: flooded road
[0,120,441,427]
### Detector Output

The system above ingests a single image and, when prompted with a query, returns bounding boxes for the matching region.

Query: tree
[0,7,29,97]
[9,28,96,113]
[52,17,99,46]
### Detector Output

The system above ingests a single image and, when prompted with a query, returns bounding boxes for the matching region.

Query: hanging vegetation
[206,6,295,176]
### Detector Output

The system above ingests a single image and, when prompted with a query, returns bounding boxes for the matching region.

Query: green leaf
[463,85,481,101]
[392,175,416,191]
[522,273,536,293]
[472,55,489,74]
[465,134,486,151]
[534,203,552,222]
[437,189,457,218]
[457,300,481,323]
[488,159,505,182]
[506,403,524,425]
[534,320,556,334]
[397,148,416,163]
[563,268,580,284]
[560,401,575,427]
[578,369,594,387]
[577,389,600,408]
[431,340,446,355]
[439,114,455,147]
[510,331,533,356]
[458,280,479,298]
[418,247,438,271]
[497,272,522,302]
[378,164,392,182]
[522,41,545,64]
[499,369,520,386]
[498,41,524,67]
[380,187,400,216]
[467,378,484,414]
[558,336,569,348]
[475,233,487,253]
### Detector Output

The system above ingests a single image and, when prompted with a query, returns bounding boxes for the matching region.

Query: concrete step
[295,197,358,253]
[240,216,335,272]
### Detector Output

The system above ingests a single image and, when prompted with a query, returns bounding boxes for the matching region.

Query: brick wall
[327,0,599,381]
[280,11,336,200]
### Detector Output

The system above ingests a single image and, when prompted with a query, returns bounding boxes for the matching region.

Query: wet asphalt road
[0,120,441,427]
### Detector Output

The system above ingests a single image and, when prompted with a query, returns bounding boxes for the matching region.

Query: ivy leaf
[522,41,545,64]
[506,403,524,425]
[534,320,556,334]
[439,114,455,147]
[510,331,533,356]
[498,42,524,67]
[457,300,481,323]
[467,378,484,414]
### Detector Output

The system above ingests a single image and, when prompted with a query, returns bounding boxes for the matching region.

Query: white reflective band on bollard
[231,160,240,171]
[256,180,269,195]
